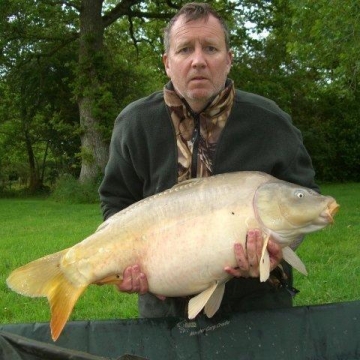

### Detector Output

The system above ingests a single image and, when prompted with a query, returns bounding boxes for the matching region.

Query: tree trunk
[20,98,42,193]
[78,0,108,183]
[78,97,109,182]
[24,128,42,193]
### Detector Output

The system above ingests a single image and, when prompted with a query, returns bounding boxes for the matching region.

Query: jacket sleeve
[275,129,320,193]
[98,114,144,221]
[98,92,177,221]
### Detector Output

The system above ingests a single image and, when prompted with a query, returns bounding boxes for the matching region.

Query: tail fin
[6,249,86,341]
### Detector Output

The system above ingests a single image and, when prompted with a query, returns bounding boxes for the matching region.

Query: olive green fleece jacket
[99,87,318,220]
[98,85,319,318]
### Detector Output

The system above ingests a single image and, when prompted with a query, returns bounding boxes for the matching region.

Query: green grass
[0,183,359,326]
[0,199,138,325]
[293,183,360,306]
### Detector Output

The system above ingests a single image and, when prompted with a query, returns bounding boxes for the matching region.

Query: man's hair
[163,2,230,53]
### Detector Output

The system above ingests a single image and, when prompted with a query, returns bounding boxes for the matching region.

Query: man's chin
[187,89,214,102]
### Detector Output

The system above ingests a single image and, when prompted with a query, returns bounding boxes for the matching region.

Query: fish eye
[295,190,305,199]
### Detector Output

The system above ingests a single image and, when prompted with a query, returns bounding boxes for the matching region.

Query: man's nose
[191,47,206,68]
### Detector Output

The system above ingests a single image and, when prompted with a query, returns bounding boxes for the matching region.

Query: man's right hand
[117,265,166,300]
[117,265,148,294]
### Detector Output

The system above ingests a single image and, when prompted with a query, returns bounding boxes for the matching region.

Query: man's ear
[163,53,171,78]
[226,50,233,74]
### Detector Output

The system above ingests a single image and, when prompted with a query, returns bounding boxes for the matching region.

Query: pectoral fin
[259,235,270,282]
[282,246,308,276]
[95,274,123,285]
[204,282,226,318]
[188,281,224,319]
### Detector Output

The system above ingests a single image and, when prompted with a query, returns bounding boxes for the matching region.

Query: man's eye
[178,47,191,54]
[205,46,217,53]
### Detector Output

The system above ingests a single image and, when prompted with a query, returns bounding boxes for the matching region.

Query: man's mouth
[190,76,207,82]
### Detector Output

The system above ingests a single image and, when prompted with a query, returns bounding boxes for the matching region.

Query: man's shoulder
[234,89,287,117]
[114,90,168,134]
[122,90,165,116]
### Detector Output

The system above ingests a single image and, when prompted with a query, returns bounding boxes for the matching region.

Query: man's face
[163,15,233,113]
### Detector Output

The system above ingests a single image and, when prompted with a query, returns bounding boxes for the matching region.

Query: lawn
[0,183,359,326]
[0,199,138,325]
[293,183,360,306]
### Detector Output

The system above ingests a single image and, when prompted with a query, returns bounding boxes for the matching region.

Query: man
[99,3,318,318]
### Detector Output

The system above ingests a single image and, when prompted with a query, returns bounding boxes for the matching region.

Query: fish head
[254,181,339,245]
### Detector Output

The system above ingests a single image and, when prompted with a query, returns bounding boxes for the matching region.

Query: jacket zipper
[191,113,200,178]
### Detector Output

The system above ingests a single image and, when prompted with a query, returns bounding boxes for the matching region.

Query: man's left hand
[224,229,282,278]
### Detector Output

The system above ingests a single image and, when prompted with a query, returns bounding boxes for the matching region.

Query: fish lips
[319,199,339,224]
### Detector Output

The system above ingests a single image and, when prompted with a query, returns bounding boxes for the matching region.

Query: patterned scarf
[164,80,235,182]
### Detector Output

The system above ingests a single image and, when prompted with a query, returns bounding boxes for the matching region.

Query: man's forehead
[170,15,225,43]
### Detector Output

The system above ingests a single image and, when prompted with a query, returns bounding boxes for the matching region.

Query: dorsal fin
[171,178,202,190]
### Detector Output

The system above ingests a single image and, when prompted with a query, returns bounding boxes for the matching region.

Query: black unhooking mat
[0,301,359,360]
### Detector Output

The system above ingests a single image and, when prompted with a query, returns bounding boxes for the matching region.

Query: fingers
[118,265,149,295]
[225,229,264,278]
[246,229,263,276]
[234,242,248,273]
[224,242,248,277]
[267,239,283,270]
[246,229,263,277]
[117,265,166,300]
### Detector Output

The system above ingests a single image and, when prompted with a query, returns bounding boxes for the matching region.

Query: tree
[2,0,359,186]
[59,0,176,182]
[288,0,360,97]
[230,0,360,181]
[286,0,360,181]
[0,0,174,185]
[0,45,80,192]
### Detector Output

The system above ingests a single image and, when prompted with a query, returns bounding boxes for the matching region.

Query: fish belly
[140,207,253,297]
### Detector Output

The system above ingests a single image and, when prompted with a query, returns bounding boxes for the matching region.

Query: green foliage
[0,21,80,189]
[298,91,360,182]
[51,174,100,204]
[230,0,360,182]
[286,0,360,181]
[288,0,360,95]
[0,0,359,183]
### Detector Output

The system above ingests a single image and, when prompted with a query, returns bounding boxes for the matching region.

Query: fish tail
[6,249,86,341]
[49,272,86,341]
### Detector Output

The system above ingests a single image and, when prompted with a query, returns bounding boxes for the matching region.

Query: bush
[51,174,100,204]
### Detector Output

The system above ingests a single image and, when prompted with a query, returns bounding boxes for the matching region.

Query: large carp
[7,171,339,341]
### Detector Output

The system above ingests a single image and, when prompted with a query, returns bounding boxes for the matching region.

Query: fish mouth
[321,200,340,224]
